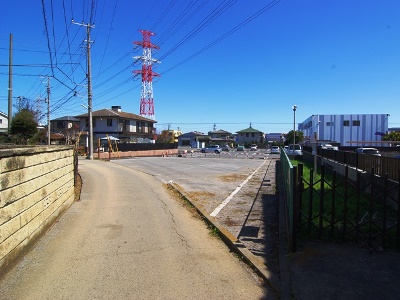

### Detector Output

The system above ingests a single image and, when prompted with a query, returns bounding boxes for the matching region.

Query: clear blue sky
[1,0,399,135]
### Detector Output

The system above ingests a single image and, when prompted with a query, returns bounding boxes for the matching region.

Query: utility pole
[72,20,94,160]
[46,77,51,145]
[8,33,12,132]
[292,105,297,145]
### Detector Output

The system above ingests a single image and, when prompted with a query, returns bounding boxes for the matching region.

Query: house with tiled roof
[236,125,264,146]
[208,129,235,144]
[178,131,210,149]
[49,116,80,144]
[75,106,157,143]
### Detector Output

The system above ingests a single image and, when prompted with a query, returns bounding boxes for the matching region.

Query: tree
[13,96,42,123]
[382,131,400,142]
[156,130,174,143]
[10,109,38,144]
[285,130,304,145]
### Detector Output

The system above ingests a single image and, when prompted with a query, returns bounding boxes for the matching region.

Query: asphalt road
[0,158,272,300]
[112,155,272,217]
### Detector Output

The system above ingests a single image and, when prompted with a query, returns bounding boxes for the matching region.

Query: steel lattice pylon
[133,30,160,120]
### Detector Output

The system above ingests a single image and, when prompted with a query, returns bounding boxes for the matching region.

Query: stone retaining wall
[0,146,75,274]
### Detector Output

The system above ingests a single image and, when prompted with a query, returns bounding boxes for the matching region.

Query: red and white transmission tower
[133,30,160,120]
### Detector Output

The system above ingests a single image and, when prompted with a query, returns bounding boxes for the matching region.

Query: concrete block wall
[96,149,179,160]
[0,146,76,273]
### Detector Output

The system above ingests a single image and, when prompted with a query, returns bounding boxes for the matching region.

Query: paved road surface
[0,158,272,300]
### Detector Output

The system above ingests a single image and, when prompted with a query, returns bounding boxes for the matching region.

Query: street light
[292,105,297,145]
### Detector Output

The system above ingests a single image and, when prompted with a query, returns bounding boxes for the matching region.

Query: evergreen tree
[10,109,38,144]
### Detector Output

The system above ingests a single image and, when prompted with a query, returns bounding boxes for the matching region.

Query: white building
[299,114,389,147]
[0,111,8,133]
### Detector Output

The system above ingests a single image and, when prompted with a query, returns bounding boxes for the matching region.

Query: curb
[169,183,280,296]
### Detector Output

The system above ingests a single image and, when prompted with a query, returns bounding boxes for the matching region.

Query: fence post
[397,180,400,251]
[330,171,336,238]
[368,168,375,249]
[298,163,304,227]
[382,174,388,250]
[343,167,348,240]
[291,165,298,252]
[318,165,325,238]
[355,171,361,243]
[308,169,314,235]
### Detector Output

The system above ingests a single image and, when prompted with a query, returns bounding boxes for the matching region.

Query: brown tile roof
[75,108,157,123]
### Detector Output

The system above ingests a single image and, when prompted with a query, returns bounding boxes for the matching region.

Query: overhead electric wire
[158,0,237,61]
[28,0,281,119]
[94,0,119,79]
[151,0,178,32]
[41,0,55,77]
[92,0,238,103]
[62,0,76,82]
[161,0,280,75]
[155,0,209,47]
[50,0,58,64]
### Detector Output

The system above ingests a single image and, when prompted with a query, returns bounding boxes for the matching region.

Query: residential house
[75,106,157,145]
[208,129,235,145]
[236,125,264,146]
[49,116,80,144]
[178,131,210,149]
[0,111,8,134]
[299,114,389,147]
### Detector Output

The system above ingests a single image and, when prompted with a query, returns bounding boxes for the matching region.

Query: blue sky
[0,0,399,135]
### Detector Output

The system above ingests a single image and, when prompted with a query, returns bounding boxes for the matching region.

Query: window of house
[57,121,64,128]
[0,119,3,124]
[92,119,96,127]
[353,120,360,126]
[252,133,255,137]
[326,122,334,126]
[246,133,249,137]
[107,119,112,127]
[343,120,350,126]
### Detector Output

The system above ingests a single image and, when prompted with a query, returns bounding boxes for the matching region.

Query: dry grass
[186,191,216,201]
[218,173,247,183]
[74,173,82,201]
[164,183,200,217]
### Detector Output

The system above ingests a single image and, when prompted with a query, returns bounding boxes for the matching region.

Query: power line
[160,0,280,75]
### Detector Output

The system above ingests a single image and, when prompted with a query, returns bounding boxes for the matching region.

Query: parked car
[177,146,192,156]
[236,145,245,151]
[284,146,289,152]
[355,147,381,156]
[320,144,339,150]
[287,144,303,156]
[221,145,231,152]
[250,144,258,151]
[270,146,280,154]
[201,145,221,154]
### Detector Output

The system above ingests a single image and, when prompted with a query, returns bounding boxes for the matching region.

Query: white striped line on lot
[210,159,267,217]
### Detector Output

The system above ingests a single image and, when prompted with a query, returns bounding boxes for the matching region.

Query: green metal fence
[280,148,298,252]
